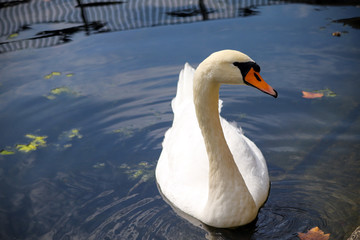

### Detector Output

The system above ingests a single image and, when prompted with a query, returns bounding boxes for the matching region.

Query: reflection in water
[0,0,266,53]
[166,0,215,20]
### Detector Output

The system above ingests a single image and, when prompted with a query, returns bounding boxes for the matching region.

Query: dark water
[1,1,360,239]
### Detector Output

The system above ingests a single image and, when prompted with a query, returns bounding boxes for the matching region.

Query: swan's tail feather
[171,63,196,113]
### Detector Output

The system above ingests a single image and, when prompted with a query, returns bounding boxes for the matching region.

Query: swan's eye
[233,62,261,79]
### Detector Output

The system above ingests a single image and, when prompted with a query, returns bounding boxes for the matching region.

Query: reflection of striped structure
[0,0,274,53]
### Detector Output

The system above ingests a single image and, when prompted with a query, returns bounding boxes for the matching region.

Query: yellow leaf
[32,138,47,147]
[44,74,53,79]
[16,144,37,152]
[8,33,18,39]
[132,169,143,178]
[0,149,15,155]
[52,72,61,76]
[26,135,47,146]
[68,129,82,139]
[16,135,47,153]
[25,134,38,139]
[139,162,149,167]
[45,95,56,100]
[50,87,71,95]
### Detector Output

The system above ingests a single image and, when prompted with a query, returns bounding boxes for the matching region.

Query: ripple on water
[41,173,357,240]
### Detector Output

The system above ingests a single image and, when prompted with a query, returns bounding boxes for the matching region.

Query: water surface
[0,2,359,239]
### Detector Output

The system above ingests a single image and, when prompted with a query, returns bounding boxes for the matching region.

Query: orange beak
[244,68,278,98]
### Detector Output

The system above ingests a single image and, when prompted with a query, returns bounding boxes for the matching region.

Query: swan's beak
[244,68,278,98]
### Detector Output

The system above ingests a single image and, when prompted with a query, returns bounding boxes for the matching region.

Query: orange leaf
[302,91,324,99]
[298,226,330,240]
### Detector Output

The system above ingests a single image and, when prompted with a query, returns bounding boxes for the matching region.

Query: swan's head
[196,50,277,98]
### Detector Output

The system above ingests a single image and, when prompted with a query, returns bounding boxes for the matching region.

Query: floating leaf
[302,91,324,99]
[8,33,18,39]
[16,135,47,153]
[44,74,53,79]
[16,144,37,152]
[332,31,341,37]
[120,161,154,181]
[298,226,330,240]
[45,95,56,100]
[113,127,134,138]
[119,163,130,169]
[1,134,47,155]
[315,88,336,97]
[139,162,149,167]
[0,149,15,155]
[45,86,78,100]
[50,86,71,95]
[68,129,83,139]
[132,169,144,178]
[44,71,61,79]
[66,73,74,77]
[25,134,47,147]
[302,88,336,99]
[56,129,83,150]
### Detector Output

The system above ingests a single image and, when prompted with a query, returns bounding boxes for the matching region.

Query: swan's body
[156,50,277,228]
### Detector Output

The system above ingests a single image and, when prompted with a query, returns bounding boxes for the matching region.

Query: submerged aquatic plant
[118,161,155,194]
[93,162,106,168]
[45,86,79,100]
[1,129,83,155]
[119,161,154,181]
[56,128,83,150]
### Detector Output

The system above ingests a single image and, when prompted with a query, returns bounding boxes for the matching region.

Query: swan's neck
[193,71,256,226]
[193,80,235,181]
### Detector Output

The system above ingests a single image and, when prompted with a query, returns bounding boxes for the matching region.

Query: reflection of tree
[77,0,90,35]
[75,0,126,35]
[238,7,260,17]
[35,22,105,43]
[166,0,214,20]
[0,0,30,9]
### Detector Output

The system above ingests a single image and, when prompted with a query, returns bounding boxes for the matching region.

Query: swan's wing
[156,63,209,215]
[221,119,269,208]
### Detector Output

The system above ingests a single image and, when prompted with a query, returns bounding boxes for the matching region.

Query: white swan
[156,50,277,228]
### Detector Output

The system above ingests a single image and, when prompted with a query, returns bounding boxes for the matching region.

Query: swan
[156,50,277,228]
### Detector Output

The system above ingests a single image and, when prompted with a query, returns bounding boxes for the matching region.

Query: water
[1,1,360,239]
